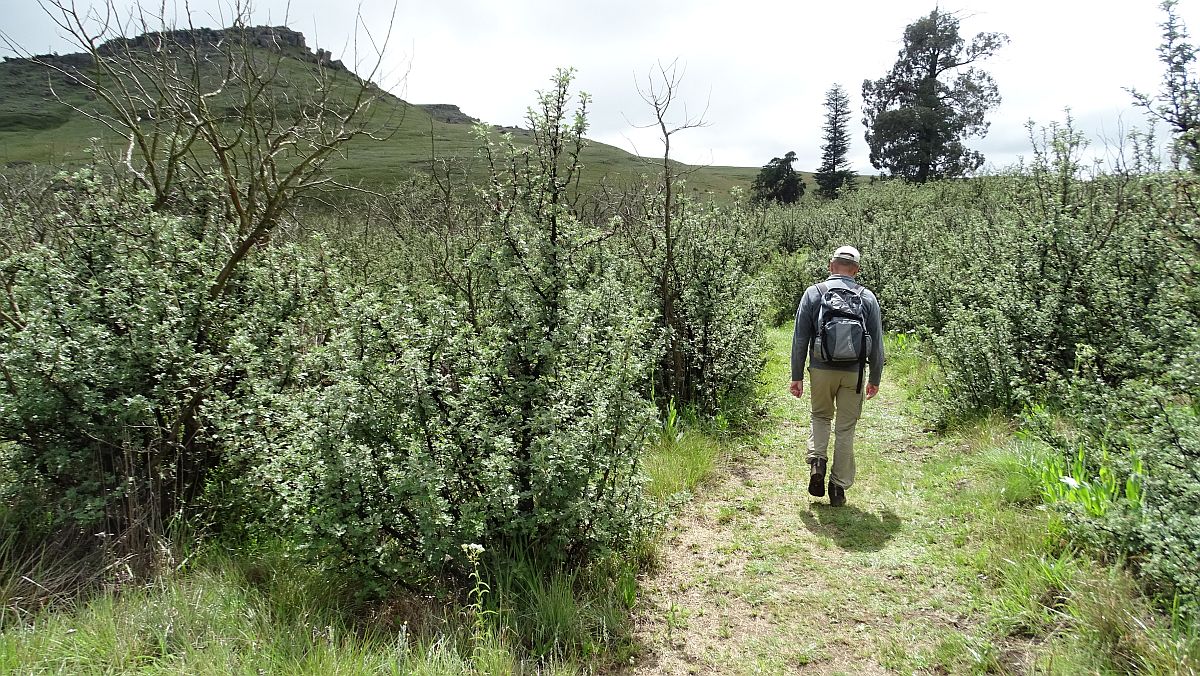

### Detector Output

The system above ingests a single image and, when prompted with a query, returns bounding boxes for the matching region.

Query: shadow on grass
[800,503,902,552]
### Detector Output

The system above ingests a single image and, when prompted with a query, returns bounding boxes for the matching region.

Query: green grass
[1,539,632,674]
[642,394,734,504]
[479,546,641,667]
[630,325,1200,674]
[644,429,726,502]
[2,547,417,674]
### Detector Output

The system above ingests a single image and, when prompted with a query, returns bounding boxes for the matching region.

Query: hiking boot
[829,481,846,507]
[808,458,827,497]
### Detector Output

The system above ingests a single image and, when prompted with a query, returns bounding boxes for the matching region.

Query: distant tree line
[752,7,1009,203]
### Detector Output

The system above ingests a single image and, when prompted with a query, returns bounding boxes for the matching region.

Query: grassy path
[630,327,1002,674]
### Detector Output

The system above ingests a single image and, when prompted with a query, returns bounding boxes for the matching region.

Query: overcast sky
[4,1,1197,174]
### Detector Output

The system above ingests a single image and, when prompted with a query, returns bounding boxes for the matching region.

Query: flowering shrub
[0,171,234,537]
[210,71,658,589]
[0,170,337,550]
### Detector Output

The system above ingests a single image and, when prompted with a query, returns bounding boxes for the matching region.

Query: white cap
[831,245,861,264]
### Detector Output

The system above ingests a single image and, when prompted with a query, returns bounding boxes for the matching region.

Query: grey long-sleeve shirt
[790,274,884,385]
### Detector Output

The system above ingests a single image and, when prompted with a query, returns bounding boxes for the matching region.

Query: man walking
[789,245,884,506]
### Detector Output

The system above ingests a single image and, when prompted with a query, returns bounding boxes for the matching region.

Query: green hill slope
[0,30,761,197]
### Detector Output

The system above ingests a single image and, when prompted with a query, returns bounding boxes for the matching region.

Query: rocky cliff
[6,26,347,73]
[97,26,347,71]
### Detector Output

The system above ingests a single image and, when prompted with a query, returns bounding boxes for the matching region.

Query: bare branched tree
[6,0,400,298]
[1130,0,1200,171]
[629,60,709,403]
[635,60,709,235]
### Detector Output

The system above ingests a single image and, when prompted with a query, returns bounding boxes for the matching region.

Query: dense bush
[759,251,808,327]
[652,198,769,417]
[212,71,662,589]
[0,171,253,544]
[1098,383,1200,616]
[614,189,771,419]
[0,69,776,600]
[219,283,654,589]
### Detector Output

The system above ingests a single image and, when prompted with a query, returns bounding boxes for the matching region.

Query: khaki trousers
[806,367,864,489]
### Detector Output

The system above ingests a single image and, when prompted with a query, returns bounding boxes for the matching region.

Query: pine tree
[862,9,1008,182]
[813,84,855,198]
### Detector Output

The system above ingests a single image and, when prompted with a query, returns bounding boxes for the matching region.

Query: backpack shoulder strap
[810,282,829,352]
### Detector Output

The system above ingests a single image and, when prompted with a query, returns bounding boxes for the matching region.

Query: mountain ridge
[0,25,761,194]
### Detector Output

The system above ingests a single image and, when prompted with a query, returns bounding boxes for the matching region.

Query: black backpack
[812,282,871,393]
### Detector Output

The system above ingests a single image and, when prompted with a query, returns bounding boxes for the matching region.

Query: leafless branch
[5,1,401,300]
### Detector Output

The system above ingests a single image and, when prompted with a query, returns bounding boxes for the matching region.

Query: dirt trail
[630,336,981,674]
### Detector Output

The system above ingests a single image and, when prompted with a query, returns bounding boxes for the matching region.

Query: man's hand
[866,383,879,400]
[789,380,804,398]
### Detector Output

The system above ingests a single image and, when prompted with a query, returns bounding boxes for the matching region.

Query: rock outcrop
[418,104,479,125]
[98,26,345,70]
[7,26,347,73]
[4,51,95,72]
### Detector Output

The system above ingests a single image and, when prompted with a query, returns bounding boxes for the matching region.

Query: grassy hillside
[0,40,763,197]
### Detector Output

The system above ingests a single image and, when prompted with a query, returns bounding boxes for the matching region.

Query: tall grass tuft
[0,514,106,631]
[643,400,726,501]
[480,543,636,667]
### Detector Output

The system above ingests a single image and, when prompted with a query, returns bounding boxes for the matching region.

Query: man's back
[791,273,884,385]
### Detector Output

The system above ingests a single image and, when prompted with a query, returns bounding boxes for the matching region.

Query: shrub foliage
[0,71,770,594]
